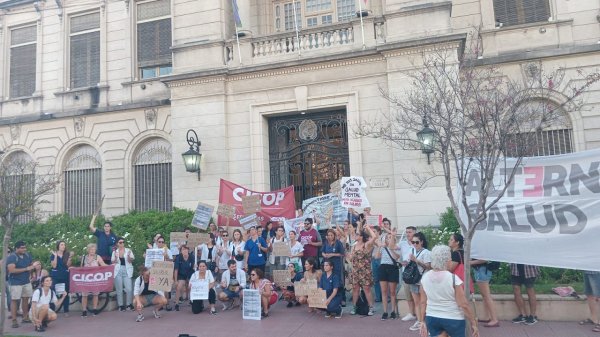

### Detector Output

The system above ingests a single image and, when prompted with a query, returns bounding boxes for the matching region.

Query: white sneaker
[409,321,422,331]
[401,313,417,321]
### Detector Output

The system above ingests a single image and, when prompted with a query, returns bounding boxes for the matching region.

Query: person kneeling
[219,260,246,311]
[320,259,343,318]
[248,268,274,318]
[189,261,217,315]
[31,276,68,332]
[133,266,168,322]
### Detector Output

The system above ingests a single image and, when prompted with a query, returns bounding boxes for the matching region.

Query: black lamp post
[417,118,435,164]
[181,129,202,180]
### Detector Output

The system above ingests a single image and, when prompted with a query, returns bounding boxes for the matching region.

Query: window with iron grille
[493,0,550,27]
[9,25,36,98]
[137,0,172,79]
[276,0,354,32]
[70,12,100,88]
[63,145,102,217]
[504,101,573,157]
[1,151,35,224]
[133,138,172,212]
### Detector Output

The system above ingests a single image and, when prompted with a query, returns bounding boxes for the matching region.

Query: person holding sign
[268,227,288,271]
[111,237,135,312]
[244,226,268,274]
[283,263,304,307]
[80,243,107,317]
[133,266,168,322]
[297,257,322,309]
[31,276,69,332]
[319,259,343,318]
[173,245,195,311]
[219,260,246,310]
[248,268,273,318]
[189,261,217,315]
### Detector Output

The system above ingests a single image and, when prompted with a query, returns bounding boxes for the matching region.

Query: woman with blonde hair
[419,245,479,337]
[80,243,107,317]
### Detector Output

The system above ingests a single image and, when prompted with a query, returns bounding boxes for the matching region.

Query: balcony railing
[224,18,385,67]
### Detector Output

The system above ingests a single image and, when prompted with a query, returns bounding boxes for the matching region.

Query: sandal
[593,324,600,333]
[581,318,595,325]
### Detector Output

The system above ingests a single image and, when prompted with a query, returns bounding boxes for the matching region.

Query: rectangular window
[137,0,172,79]
[336,0,355,22]
[493,0,550,27]
[280,1,354,31]
[284,2,302,31]
[70,12,100,88]
[9,25,36,98]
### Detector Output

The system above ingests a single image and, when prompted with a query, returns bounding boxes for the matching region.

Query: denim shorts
[473,267,492,283]
[222,288,240,299]
[409,284,420,294]
[425,316,466,337]
[584,272,600,297]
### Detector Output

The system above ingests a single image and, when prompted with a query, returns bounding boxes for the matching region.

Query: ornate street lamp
[417,118,435,164]
[181,129,202,180]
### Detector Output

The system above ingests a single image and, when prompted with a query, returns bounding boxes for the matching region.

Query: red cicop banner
[69,265,115,293]
[218,179,296,227]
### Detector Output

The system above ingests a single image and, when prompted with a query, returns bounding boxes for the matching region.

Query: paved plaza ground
[5,300,598,337]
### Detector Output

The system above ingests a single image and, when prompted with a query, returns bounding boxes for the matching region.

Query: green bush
[3,208,195,272]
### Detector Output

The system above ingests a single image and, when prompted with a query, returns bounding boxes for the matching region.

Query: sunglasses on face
[158,241,165,243]
[250,273,257,276]
[222,234,228,237]
[118,241,124,244]
[412,241,420,244]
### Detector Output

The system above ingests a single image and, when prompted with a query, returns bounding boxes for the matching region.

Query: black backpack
[355,289,370,316]
[402,249,424,284]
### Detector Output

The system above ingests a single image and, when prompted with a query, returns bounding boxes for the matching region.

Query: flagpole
[232,0,243,65]
[358,0,366,50]
[292,0,301,56]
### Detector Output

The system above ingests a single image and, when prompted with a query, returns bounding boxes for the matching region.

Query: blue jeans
[371,258,381,302]
[425,316,466,337]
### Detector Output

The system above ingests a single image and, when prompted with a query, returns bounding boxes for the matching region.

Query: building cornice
[475,43,600,66]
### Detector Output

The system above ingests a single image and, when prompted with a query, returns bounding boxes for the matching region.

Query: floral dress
[350,246,373,287]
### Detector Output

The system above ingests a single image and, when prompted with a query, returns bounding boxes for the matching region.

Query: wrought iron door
[269,110,350,208]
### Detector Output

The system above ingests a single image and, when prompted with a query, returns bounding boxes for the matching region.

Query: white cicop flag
[458,148,600,271]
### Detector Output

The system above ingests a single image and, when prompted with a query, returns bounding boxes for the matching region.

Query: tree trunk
[463,230,477,337]
[0,221,14,337]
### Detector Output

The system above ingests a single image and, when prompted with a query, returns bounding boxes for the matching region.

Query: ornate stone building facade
[1,0,599,226]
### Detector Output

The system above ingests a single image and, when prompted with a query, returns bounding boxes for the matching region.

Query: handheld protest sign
[241,194,261,214]
[191,202,214,230]
[149,261,174,292]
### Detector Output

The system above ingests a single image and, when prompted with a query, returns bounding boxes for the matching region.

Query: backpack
[486,261,501,271]
[355,289,370,316]
[402,249,424,285]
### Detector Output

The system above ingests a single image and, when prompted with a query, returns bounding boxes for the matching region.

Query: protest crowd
[4,207,600,337]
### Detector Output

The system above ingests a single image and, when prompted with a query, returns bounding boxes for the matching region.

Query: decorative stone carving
[10,124,21,144]
[145,108,158,129]
[73,117,85,137]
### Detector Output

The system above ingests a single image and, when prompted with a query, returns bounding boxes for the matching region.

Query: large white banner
[302,193,347,230]
[460,148,600,271]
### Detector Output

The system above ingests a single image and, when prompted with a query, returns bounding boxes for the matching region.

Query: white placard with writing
[189,279,209,300]
[144,248,165,268]
[242,289,262,320]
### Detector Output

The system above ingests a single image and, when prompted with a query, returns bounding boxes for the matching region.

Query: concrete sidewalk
[5,300,597,337]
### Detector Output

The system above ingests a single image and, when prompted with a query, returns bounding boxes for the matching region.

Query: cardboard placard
[307,288,328,309]
[272,241,291,257]
[241,195,261,214]
[217,203,236,219]
[169,232,188,255]
[55,283,66,295]
[191,202,214,230]
[144,248,165,268]
[239,213,260,230]
[242,289,262,320]
[189,279,209,300]
[149,261,174,292]
[273,270,292,287]
[186,233,212,248]
[293,278,317,297]
[365,214,382,227]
